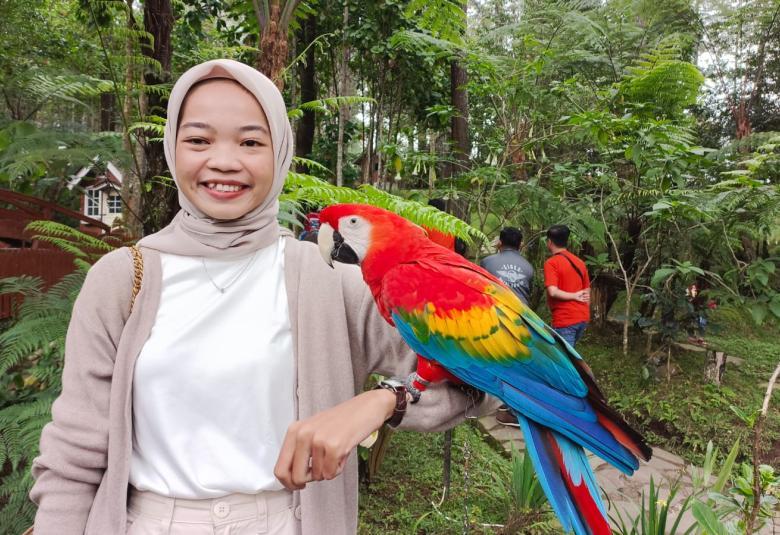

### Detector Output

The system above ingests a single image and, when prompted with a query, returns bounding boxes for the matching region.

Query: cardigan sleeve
[29,249,133,534]
[340,265,500,433]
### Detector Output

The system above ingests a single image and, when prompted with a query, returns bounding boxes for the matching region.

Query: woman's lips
[199,182,250,200]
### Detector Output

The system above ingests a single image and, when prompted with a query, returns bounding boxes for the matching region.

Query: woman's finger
[290,427,314,487]
[311,439,326,481]
[274,424,304,490]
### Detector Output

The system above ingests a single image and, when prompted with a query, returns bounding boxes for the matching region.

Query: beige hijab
[138,59,294,258]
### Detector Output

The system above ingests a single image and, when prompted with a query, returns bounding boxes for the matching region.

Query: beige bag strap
[129,245,144,313]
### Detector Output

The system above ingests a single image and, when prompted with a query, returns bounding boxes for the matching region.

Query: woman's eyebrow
[179,121,214,131]
[238,124,270,135]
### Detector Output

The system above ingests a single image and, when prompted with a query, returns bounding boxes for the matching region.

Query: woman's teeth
[206,183,244,192]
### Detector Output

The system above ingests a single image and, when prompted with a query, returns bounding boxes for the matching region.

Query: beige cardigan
[30,238,495,534]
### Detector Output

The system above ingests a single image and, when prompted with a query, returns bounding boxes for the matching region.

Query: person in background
[480,227,534,427]
[479,227,533,305]
[544,224,590,347]
[298,211,320,243]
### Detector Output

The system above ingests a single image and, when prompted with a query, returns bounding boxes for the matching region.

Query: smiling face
[175,78,274,220]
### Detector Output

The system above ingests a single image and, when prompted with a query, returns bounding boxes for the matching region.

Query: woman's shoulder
[284,236,366,294]
[79,247,139,303]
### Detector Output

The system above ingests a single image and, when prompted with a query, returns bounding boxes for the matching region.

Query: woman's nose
[206,144,243,172]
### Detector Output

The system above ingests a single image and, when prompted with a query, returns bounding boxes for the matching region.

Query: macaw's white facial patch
[337,215,372,262]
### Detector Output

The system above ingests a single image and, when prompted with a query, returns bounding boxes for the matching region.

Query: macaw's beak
[317,223,359,268]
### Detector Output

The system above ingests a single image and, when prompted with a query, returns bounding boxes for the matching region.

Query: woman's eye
[185,138,208,145]
[242,139,264,147]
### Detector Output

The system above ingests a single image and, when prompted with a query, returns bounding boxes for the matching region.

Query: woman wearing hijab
[28,60,494,535]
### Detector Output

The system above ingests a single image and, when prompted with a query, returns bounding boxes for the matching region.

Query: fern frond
[292,157,331,175]
[620,35,703,114]
[357,185,487,244]
[26,221,116,254]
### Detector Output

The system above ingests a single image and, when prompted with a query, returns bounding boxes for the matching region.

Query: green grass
[358,423,518,534]
[578,321,780,468]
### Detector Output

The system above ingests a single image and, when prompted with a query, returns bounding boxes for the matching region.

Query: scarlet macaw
[316,204,652,535]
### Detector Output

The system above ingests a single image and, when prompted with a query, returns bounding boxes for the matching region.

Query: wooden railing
[0,249,76,319]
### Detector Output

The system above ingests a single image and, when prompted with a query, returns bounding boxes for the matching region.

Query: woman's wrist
[366,388,397,421]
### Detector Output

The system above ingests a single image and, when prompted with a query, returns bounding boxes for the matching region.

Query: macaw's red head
[317,203,427,269]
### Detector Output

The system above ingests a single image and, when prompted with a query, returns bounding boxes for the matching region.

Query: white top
[129,238,295,498]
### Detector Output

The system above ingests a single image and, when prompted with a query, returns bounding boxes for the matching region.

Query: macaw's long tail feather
[518,413,611,535]
[569,358,653,463]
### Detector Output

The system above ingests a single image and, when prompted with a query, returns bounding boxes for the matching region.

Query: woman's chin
[194,190,257,220]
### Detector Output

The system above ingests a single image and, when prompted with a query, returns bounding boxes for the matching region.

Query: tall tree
[295,13,317,158]
[252,0,301,88]
[335,0,352,186]
[450,1,470,171]
[701,0,780,139]
[120,0,144,238]
[141,0,175,232]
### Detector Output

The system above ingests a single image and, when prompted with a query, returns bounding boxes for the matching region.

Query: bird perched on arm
[316,203,652,535]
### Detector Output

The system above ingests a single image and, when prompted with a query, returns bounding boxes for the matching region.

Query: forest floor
[357,316,780,533]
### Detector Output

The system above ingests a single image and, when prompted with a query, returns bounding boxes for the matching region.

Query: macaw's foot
[405,355,469,404]
[404,372,426,404]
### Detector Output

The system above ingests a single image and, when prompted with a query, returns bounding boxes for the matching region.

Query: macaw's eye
[350,217,358,224]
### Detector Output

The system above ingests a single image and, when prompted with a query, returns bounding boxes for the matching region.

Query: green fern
[0,224,114,529]
[620,35,704,115]
[282,172,487,244]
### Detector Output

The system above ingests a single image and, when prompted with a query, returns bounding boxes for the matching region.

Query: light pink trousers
[126,487,301,535]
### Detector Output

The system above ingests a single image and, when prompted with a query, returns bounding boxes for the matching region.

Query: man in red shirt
[544,224,590,347]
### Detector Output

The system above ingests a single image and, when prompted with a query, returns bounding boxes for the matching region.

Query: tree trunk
[294,14,316,159]
[141,0,175,234]
[335,0,352,186]
[100,91,114,131]
[735,99,752,140]
[622,290,631,356]
[450,58,470,167]
[256,1,291,89]
[449,1,470,176]
[121,0,144,239]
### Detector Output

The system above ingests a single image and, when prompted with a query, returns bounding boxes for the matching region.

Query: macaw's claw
[404,373,425,404]
[454,383,486,405]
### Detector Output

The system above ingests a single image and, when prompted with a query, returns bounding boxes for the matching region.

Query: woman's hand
[274,388,397,490]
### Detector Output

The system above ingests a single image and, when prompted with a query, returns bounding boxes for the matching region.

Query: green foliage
[0,222,116,531]
[609,478,696,535]
[620,35,704,116]
[0,268,88,532]
[0,120,126,196]
[357,423,517,533]
[690,440,741,497]
[282,166,488,244]
[503,444,552,531]
[581,327,780,469]
[693,463,779,534]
